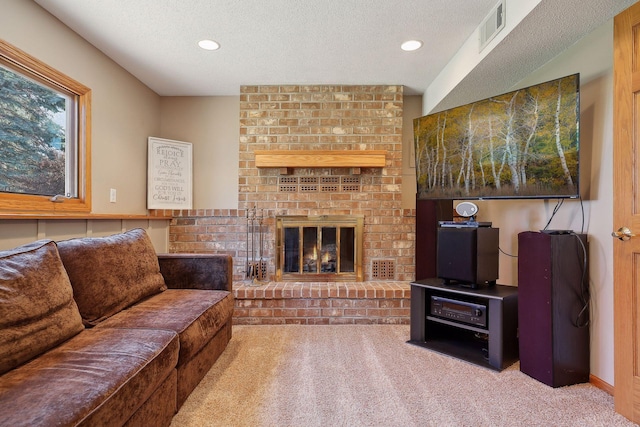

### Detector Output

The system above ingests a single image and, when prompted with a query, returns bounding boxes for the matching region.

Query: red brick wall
[165,208,416,283]
[167,85,416,283]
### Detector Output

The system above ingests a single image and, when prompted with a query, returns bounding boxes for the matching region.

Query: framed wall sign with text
[147,137,193,209]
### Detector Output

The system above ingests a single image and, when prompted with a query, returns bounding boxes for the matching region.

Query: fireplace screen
[276,215,363,281]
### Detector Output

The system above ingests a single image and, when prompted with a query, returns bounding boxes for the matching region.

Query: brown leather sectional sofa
[0,228,234,427]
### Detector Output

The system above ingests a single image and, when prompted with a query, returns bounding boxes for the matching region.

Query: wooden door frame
[613,2,640,421]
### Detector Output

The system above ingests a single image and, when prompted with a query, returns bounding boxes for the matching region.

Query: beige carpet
[171,325,635,427]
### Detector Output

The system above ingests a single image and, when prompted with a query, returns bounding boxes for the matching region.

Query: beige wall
[402,96,420,209]
[159,97,240,209]
[0,0,168,251]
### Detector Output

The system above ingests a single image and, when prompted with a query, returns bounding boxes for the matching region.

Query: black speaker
[517,231,590,387]
[437,225,499,287]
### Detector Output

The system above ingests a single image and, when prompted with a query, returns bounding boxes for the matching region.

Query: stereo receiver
[429,295,487,328]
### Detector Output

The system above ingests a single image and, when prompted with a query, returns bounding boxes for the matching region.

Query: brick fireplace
[237,84,412,282]
[166,84,415,324]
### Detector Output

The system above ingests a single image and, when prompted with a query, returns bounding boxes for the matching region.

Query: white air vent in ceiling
[479,0,505,52]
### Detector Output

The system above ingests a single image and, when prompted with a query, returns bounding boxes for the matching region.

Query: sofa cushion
[0,240,84,376]
[96,289,234,365]
[0,327,179,427]
[57,229,167,326]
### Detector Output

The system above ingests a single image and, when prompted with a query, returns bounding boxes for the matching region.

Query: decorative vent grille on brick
[278,175,361,193]
[279,176,299,192]
[342,176,361,192]
[279,185,298,192]
[280,177,298,184]
[342,176,360,184]
[371,259,395,280]
[321,176,340,184]
[299,177,318,184]
[321,185,339,192]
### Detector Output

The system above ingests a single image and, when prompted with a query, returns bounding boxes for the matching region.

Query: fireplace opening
[276,215,363,281]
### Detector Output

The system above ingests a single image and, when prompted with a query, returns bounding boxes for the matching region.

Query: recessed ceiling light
[401,40,423,52]
[198,39,220,51]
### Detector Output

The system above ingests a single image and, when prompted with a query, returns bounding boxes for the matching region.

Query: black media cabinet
[409,278,518,371]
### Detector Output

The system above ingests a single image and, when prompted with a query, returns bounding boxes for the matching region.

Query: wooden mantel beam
[254,150,387,169]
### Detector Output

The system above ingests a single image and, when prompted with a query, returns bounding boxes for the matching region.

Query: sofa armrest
[157,254,232,292]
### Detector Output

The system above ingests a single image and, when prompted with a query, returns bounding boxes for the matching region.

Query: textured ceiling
[33,0,637,111]
[430,0,638,112]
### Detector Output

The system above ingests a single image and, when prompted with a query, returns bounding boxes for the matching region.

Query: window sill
[0,212,171,220]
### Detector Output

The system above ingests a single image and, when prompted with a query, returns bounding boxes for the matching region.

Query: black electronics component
[437,225,499,288]
[429,295,487,328]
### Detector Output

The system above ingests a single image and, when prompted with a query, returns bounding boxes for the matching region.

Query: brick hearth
[233,281,410,325]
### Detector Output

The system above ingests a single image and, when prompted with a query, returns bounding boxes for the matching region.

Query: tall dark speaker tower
[415,199,452,280]
[517,231,590,387]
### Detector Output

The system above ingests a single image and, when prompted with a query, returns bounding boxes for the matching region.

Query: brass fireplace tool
[245,206,267,285]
